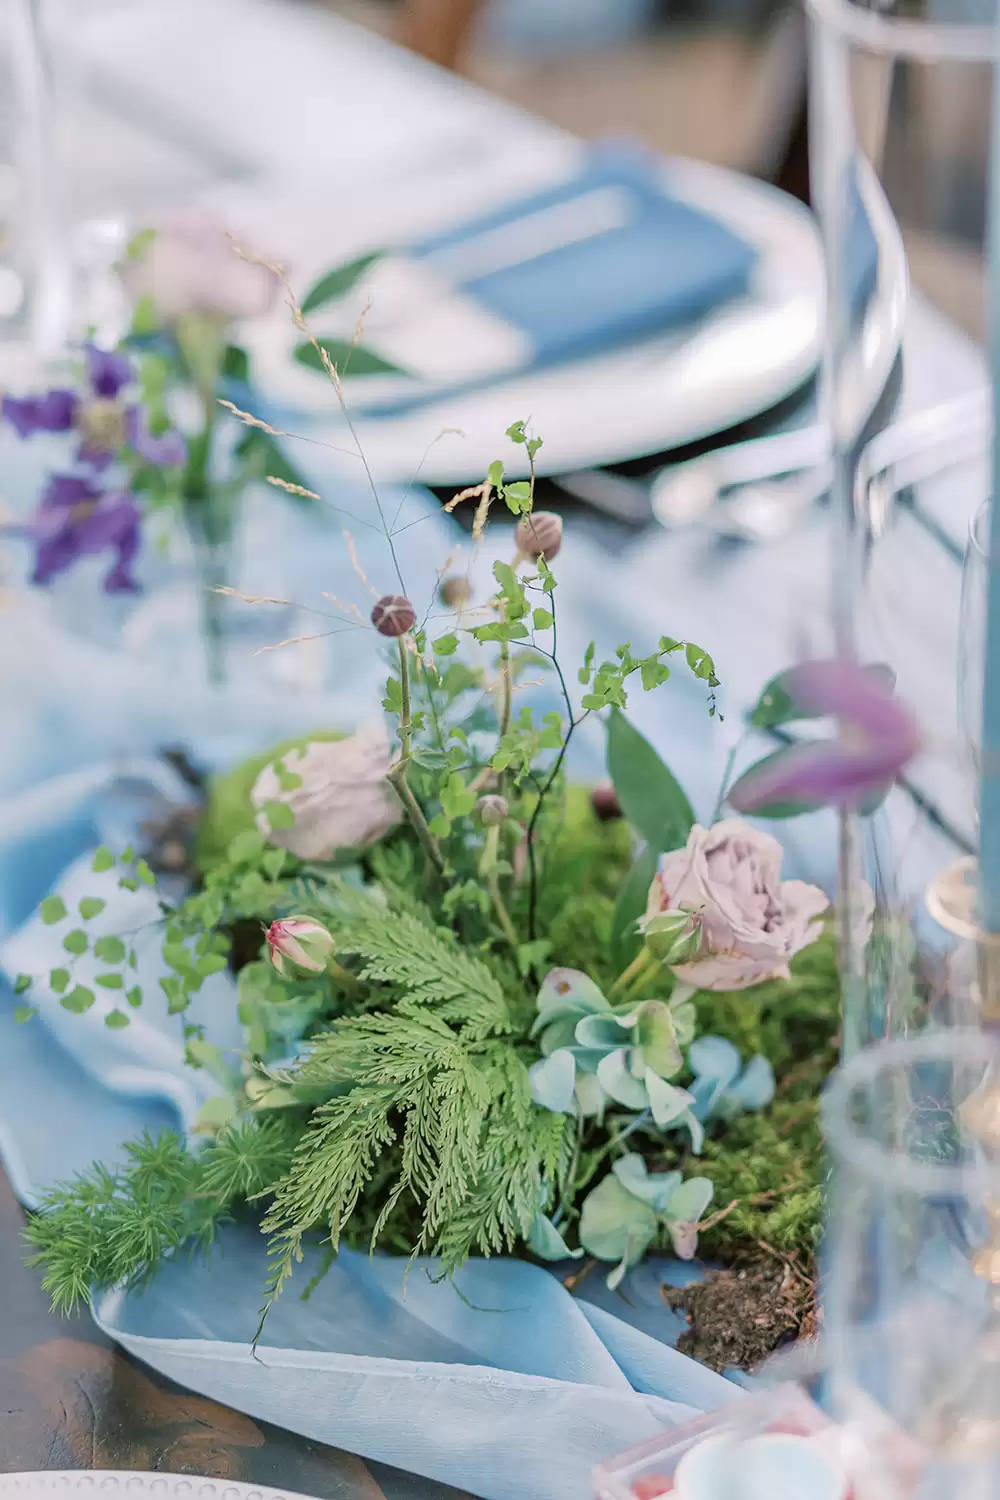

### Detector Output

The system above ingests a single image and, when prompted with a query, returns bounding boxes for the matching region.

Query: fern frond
[334,906,513,1039]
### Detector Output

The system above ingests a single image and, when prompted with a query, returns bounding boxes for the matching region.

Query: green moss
[684,929,840,1264]
[195,730,343,873]
[535,785,634,982]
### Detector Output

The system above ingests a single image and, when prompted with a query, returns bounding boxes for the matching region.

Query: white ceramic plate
[229,154,905,486]
[228,153,830,485]
[0,1476,316,1500]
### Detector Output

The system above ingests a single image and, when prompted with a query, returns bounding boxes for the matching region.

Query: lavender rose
[251,724,402,860]
[642,819,828,991]
[120,211,275,324]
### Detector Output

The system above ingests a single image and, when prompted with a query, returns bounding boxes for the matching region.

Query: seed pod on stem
[371,594,416,637]
[515,511,563,562]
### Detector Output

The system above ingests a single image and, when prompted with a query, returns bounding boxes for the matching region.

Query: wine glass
[822,1029,1000,1493]
[806,0,997,1049]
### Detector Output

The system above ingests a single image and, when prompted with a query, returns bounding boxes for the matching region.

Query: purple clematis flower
[29,473,142,592]
[3,342,185,472]
[728,658,921,814]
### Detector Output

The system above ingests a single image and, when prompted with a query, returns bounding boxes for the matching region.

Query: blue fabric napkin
[415,145,759,367]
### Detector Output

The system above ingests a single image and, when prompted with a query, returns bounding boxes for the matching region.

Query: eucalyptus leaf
[293,339,402,378]
[610,846,657,970]
[607,710,694,855]
[300,252,381,315]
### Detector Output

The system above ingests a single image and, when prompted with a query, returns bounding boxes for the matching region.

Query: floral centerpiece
[8,263,921,1362]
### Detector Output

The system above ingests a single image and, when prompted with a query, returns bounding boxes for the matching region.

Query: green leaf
[40,896,67,925]
[228,829,267,864]
[610,846,658,970]
[487,459,504,488]
[233,426,310,494]
[49,968,70,994]
[195,953,227,978]
[105,1010,130,1029]
[220,343,250,382]
[532,608,553,631]
[14,1006,36,1024]
[261,848,287,881]
[503,480,531,515]
[505,420,527,444]
[121,844,135,863]
[79,897,106,920]
[63,930,88,956]
[300,252,381,315]
[433,633,459,656]
[96,973,124,989]
[428,813,451,837]
[126,986,143,1008]
[94,935,127,964]
[607,711,694,856]
[293,339,401,378]
[263,800,295,831]
[135,858,156,887]
[92,847,114,873]
[61,985,95,1014]
[685,642,718,683]
[13,974,31,994]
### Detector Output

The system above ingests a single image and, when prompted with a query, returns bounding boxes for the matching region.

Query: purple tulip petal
[123,405,186,467]
[3,389,77,437]
[84,343,133,399]
[730,658,920,814]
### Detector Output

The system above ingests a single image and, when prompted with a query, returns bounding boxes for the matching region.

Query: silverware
[551,387,990,544]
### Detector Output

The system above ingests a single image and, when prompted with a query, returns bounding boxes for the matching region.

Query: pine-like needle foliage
[24,1116,298,1313]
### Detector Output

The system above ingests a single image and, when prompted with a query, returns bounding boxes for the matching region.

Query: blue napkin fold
[415,144,759,367]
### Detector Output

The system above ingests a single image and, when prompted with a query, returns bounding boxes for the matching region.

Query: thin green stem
[389,636,445,875]
[487,868,519,950]
[609,947,654,997]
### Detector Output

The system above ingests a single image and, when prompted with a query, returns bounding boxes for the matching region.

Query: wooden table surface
[0,1170,470,1500]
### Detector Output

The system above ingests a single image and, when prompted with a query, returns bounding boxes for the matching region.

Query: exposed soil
[662,1249,819,1373]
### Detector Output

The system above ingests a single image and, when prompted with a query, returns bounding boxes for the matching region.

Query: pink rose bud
[371,594,416,637]
[477,793,508,826]
[643,910,702,964]
[439,575,471,608]
[266,915,335,977]
[515,511,563,561]
[590,782,621,821]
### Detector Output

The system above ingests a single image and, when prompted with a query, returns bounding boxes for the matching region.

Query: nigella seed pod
[371,594,416,637]
[439,575,471,608]
[266,915,336,977]
[590,782,621,822]
[515,510,563,561]
[477,793,509,827]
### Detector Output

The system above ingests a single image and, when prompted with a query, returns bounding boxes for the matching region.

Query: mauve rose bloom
[121,211,276,324]
[251,724,402,860]
[642,819,828,991]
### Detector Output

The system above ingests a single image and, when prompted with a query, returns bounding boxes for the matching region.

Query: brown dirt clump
[662,1249,819,1373]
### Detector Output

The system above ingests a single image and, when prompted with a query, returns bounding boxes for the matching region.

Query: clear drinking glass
[961,499,991,778]
[822,1030,1000,1494]
[806,0,997,1049]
